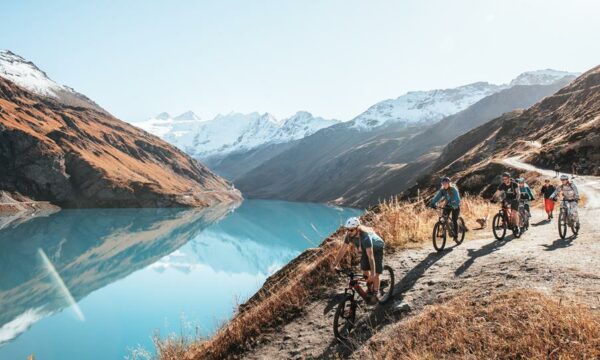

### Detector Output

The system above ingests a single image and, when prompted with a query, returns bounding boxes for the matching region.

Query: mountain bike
[492,203,521,240]
[333,266,395,340]
[558,199,579,239]
[432,206,465,251]
[518,200,530,233]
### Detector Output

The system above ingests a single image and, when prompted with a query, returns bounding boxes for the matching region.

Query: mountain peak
[156,112,171,120]
[509,69,578,86]
[0,49,62,97]
[174,111,200,121]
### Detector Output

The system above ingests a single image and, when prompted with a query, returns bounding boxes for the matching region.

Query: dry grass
[359,289,600,360]
[156,238,343,360]
[373,195,492,248]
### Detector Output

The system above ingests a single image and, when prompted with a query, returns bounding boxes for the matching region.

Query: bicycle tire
[432,221,446,251]
[454,217,466,245]
[492,213,506,240]
[378,265,395,304]
[333,294,356,340]
[558,209,567,239]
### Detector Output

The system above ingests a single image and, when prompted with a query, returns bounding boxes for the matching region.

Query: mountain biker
[333,217,385,305]
[493,172,521,228]
[540,179,556,220]
[516,178,535,217]
[429,177,461,240]
[550,174,581,229]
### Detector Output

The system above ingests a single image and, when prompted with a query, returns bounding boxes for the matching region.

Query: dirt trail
[242,160,600,360]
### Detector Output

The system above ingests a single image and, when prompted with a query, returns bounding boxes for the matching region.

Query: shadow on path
[541,236,577,251]
[317,249,454,358]
[454,237,513,277]
[532,219,551,227]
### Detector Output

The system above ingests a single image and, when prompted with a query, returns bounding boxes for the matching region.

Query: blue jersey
[430,186,461,209]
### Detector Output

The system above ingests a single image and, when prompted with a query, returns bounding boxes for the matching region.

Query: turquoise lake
[0,200,361,359]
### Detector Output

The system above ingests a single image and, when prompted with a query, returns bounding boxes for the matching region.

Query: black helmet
[441,177,451,183]
[502,172,511,178]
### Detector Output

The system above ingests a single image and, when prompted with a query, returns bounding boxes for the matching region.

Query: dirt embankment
[0,191,59,229]
[172,161,600,360]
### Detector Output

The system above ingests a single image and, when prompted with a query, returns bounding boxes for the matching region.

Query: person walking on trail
[554,163,560,178]
[572,162,579,179]
[550,174,581,230]
[333,217,385,305]
[429,177,461,241]
[540,179,556,220]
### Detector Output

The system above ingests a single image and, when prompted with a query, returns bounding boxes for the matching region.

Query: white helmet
[560,174,569,180]
[344,217,361,229]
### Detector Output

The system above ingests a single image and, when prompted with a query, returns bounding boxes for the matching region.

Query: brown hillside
[0,77,241,208]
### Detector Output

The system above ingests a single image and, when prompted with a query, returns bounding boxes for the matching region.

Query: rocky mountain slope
[408,64,600,198]
[0,50,105,112]
[235,72,576,207]
[0,57,241,208]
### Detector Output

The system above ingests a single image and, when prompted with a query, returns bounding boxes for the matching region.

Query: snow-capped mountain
[135,111,203,138]
[350,70,578,130]
[351,82,505,129]
[509,69,579,86]
[138,111,338,159]
[0,50,104,111]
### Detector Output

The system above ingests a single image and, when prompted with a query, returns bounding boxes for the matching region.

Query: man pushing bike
[493,172,521,231]
[550,174,580,231]
[429,177,461,241]
[333,217,385,305]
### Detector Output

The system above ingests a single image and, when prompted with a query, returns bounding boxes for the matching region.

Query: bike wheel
[513,226,521,238]
[378,265,395,304]
[492,213,506,240]
[454,217,466,245]
[432,222,446,252]
[558,209,567,239]
[570,217,579,236]
[333,294,356,340]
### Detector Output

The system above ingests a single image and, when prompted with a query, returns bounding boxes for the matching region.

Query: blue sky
[3,0,600,122]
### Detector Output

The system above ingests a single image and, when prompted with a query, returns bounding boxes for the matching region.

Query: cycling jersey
[518,184,535,201]
[344,231,385,250]
[551,182,579,201]
[540,184,556,199]
[497,181,520,201]
[430,186,461,209]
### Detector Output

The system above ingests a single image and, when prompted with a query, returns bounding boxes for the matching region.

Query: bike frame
[560,200,576,225]
[344,273,370,301]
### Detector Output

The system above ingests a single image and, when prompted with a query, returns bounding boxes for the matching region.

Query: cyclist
[333,217,385,305]
[550,174,581,229]
[516,178,535,217]
[540,179,556,220]
[429,177,461,241]
[493,172,521,229]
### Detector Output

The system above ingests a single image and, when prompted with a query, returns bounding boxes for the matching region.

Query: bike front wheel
[333,294,356,341]
[378,265,395,304]
[558,209,568,239]
[432,221,446,251]
[454,217,466,245]
[492,213,506,240]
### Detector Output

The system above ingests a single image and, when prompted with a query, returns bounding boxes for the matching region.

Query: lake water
[0,200,361,359]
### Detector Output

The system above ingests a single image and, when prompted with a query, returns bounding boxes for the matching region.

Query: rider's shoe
[366,291,379,305]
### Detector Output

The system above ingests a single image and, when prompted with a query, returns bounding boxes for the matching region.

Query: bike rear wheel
[333,294,356,340]
[454,217,466,245]
[492,213,506,240]
[432,222,446,251]
[378,265,395,304]
[558,209,568,239]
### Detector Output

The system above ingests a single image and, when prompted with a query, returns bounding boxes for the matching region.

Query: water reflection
[0,204,235,346]
[0,200,360,359]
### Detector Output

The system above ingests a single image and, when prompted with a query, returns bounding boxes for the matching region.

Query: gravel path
[241,160,600,359]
